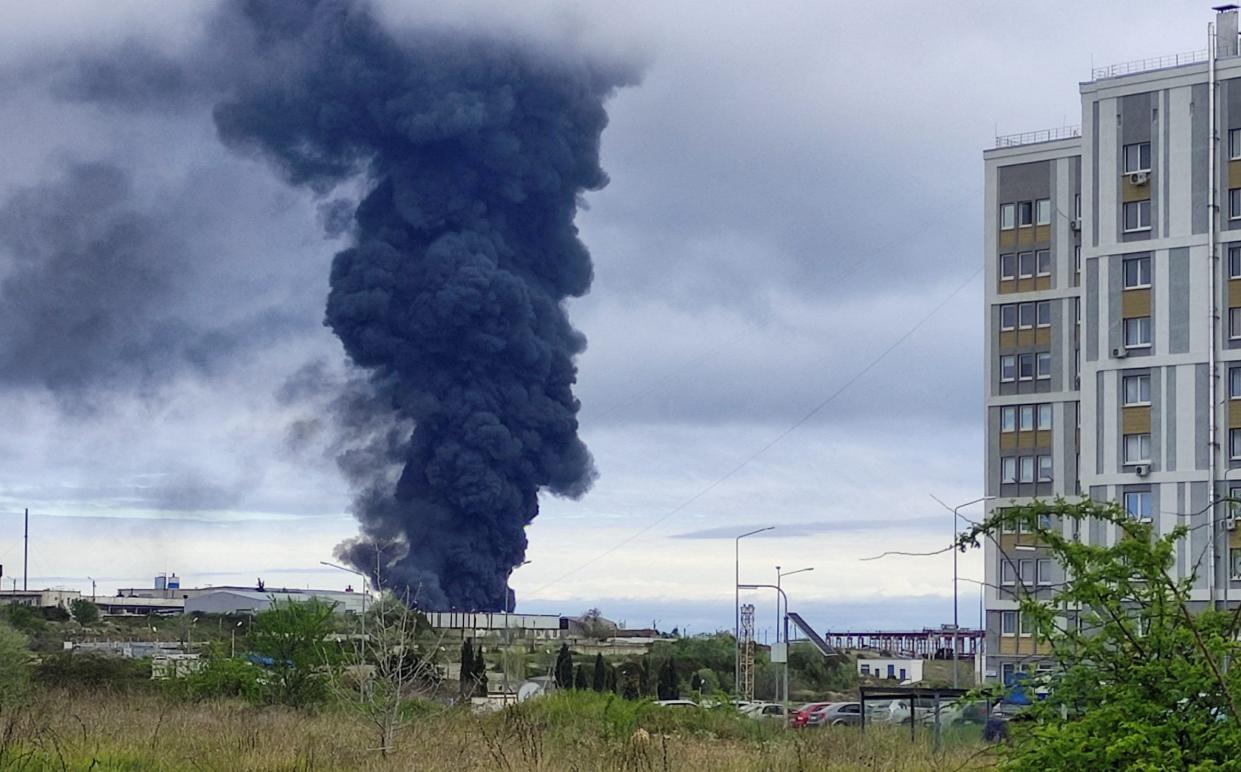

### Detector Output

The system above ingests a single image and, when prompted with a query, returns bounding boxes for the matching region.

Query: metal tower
[739,603,756,701]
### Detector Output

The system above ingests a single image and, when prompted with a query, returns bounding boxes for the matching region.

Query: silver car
[808,701,863,727]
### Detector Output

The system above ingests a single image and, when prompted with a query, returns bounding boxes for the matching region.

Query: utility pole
[23,507,28,591]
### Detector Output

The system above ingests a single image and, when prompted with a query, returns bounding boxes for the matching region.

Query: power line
[525,264,984,597]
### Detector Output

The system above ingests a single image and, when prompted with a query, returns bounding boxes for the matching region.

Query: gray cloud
[671,516,946,540]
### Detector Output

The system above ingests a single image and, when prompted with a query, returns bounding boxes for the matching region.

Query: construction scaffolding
[739,603,756,700]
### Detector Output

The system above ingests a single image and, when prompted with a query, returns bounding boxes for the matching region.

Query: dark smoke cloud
[0,161,298,403]
[203,0,635,609]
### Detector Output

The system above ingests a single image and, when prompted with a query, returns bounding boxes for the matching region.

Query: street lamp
[734,526,774,693]
[87,576,96,602]
[932,494,995,688]
[231,619,244,658]
[321,560,370,656]
[774,566,812,706]
[739,583,791,725]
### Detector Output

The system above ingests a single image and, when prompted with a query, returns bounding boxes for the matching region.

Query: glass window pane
[1231,246,1241,279]
[1000,304,1016,330]
[1002,457,1017,482]
[1232,189,1241,220]
[1001,204,1015,230]
[1019,405,1034,430]
[1037,301,1050,326]
[1001,355,1015,381]
[1018,201,1033,226]
[1036,199,1051,225]
[1231,367,1241,399]
[1001,407,1016,432]
[1020,456,1034,482]
[1018,252,1035,277]
[1231,309,1241,340]
[1037,250,1051,275]
[1037,404,1052,429]
[1019,354,1034,380]
[1037,352,1051,379]
[1038,455,1052,481]
[1019,303,1035,328]
[1000,253,1016,279]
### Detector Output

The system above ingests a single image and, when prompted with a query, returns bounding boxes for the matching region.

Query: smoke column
[212,0,631,610]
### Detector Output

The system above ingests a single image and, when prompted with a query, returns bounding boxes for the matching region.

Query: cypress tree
[554,643,573,689]
[459,638,474,699]
[473,645,487,696]
[574,664,590,690]
[592,653,606,692]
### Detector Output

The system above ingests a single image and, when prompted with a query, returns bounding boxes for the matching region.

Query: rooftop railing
[1091,48,1209,81]
[994,125,1081,149]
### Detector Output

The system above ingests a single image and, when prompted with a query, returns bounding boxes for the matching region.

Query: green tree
[958,498,1241,769]
[473,644,487,696]
[639,654,652,696]
[459,638,475,699]
[0,621,31,706]
[248,598,339,707]
[573,664,590,690]
[554,643,573,690]
[69,598,100,625]
[657,655,679,700]
[592,653,606,692]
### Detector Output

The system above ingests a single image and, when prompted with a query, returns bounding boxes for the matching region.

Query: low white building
[0,589,81,609]
[858,658,924,684]
[184,588,366,616]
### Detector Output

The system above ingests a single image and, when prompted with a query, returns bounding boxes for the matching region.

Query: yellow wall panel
[1035,276,1051,291]
[1229,280,1241,308]
[1018,228,1035,247]
[998,279,1017,295]
[1229,399,1241,429]
[1121,177,1151,203]
[1034,225,1051,243]
[1000,230,1017,249]
[999,330,1016,348]
[1230,160,1241,190]
[1000,433,1017,451]
[1035,328,1051,346]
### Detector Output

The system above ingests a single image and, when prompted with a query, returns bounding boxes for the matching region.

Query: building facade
[983,8,1241,683]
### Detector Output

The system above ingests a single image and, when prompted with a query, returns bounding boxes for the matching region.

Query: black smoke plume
[210,0,632,610]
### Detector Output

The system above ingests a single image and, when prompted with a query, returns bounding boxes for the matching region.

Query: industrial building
[983,7,1241,683]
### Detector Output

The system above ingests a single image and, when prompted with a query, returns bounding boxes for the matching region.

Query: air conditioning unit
[1228,518,1238,531]
[1129,171,1150,186]
[1112,346,1129,359]
[1134,464,1150,477]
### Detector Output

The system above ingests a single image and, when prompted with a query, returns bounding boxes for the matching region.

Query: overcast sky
[0,1,1212,638]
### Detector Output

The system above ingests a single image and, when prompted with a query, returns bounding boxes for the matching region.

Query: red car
[791,702,833,728]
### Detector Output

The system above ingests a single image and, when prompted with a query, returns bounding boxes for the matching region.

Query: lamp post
[231,619,244,658]
[87,576,95,602]
[933,494,995,688]
[775,566,813,704]
[321,560,369,658]
[734,526,774,693]
[739,582,790,725]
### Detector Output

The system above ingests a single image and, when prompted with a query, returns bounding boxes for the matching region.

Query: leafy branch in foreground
[957,498,1241,770]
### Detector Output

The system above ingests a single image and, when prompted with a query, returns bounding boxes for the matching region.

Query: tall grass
[0,689,996,771]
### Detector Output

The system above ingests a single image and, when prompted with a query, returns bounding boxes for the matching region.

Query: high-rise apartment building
[982,7,1241,684]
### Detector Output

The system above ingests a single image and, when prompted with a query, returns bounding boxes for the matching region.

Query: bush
[3,603,45,634]
[0,621,32,705]
[178,656,264,703]
[34,653,153,692]
[69,599,100,625]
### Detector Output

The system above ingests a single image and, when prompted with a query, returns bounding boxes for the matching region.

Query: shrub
[34,652,153,692]
[178,656,264,703]
[69,599,100,625]
[0,621,32,705]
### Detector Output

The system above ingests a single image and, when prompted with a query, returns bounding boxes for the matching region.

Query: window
[1231,428,1241,460]
[1037,455,1053,482]
[1075,193,1081,220]
[1001,203,1015,230]
[1231,366,1241,399]
[1001,663,1016,684]
[1231,188,1241,220]
[1036,352,1051,379]
[1036,300,1051,327]
[1037,403,1052,430]
[1123,433,1151,464]
[1124,491,1152,520]
[860,664,870,676]
[1018,251,1036,278]
[1123,200,1151,232]
[1000,354,1016,382]
[1000,304,1016,331]
[1016,353,1034,380]
[1000,406,1016,432]
[1037,512,1052,530]
[1001,457,1017,483]
[1019,405,1035,431]
[1019,611,1034,636]
[1232,548,1241,580]
[1231,486,1241,520]
[1000,253,1016,280]
[1123,256,1151,288]
[1074,245,1081,274]
[997,610,1017,635]
[1231,129,1241,160]
[1019,456,1035,483]
[1018,302,1036,329]
[1230,308,1241,341]
[1123,374,1151,405]
[1124,317,1151,349]
[1036,249,1051,276]
[1122,142,1151,173]
[1036,199,1051,225]
[1230,245,1241,279]
[1018,201,1033,227]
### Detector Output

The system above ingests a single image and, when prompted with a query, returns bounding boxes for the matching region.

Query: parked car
[742,702,788,719]
[791,702,833,728]
[653,699,699,709]
[808,702,863,727]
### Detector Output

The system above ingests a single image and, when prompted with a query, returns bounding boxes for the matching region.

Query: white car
[743,702,788,719]
[653,699,699,709]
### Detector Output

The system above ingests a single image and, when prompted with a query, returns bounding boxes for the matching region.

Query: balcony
[994,125,1081,149]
